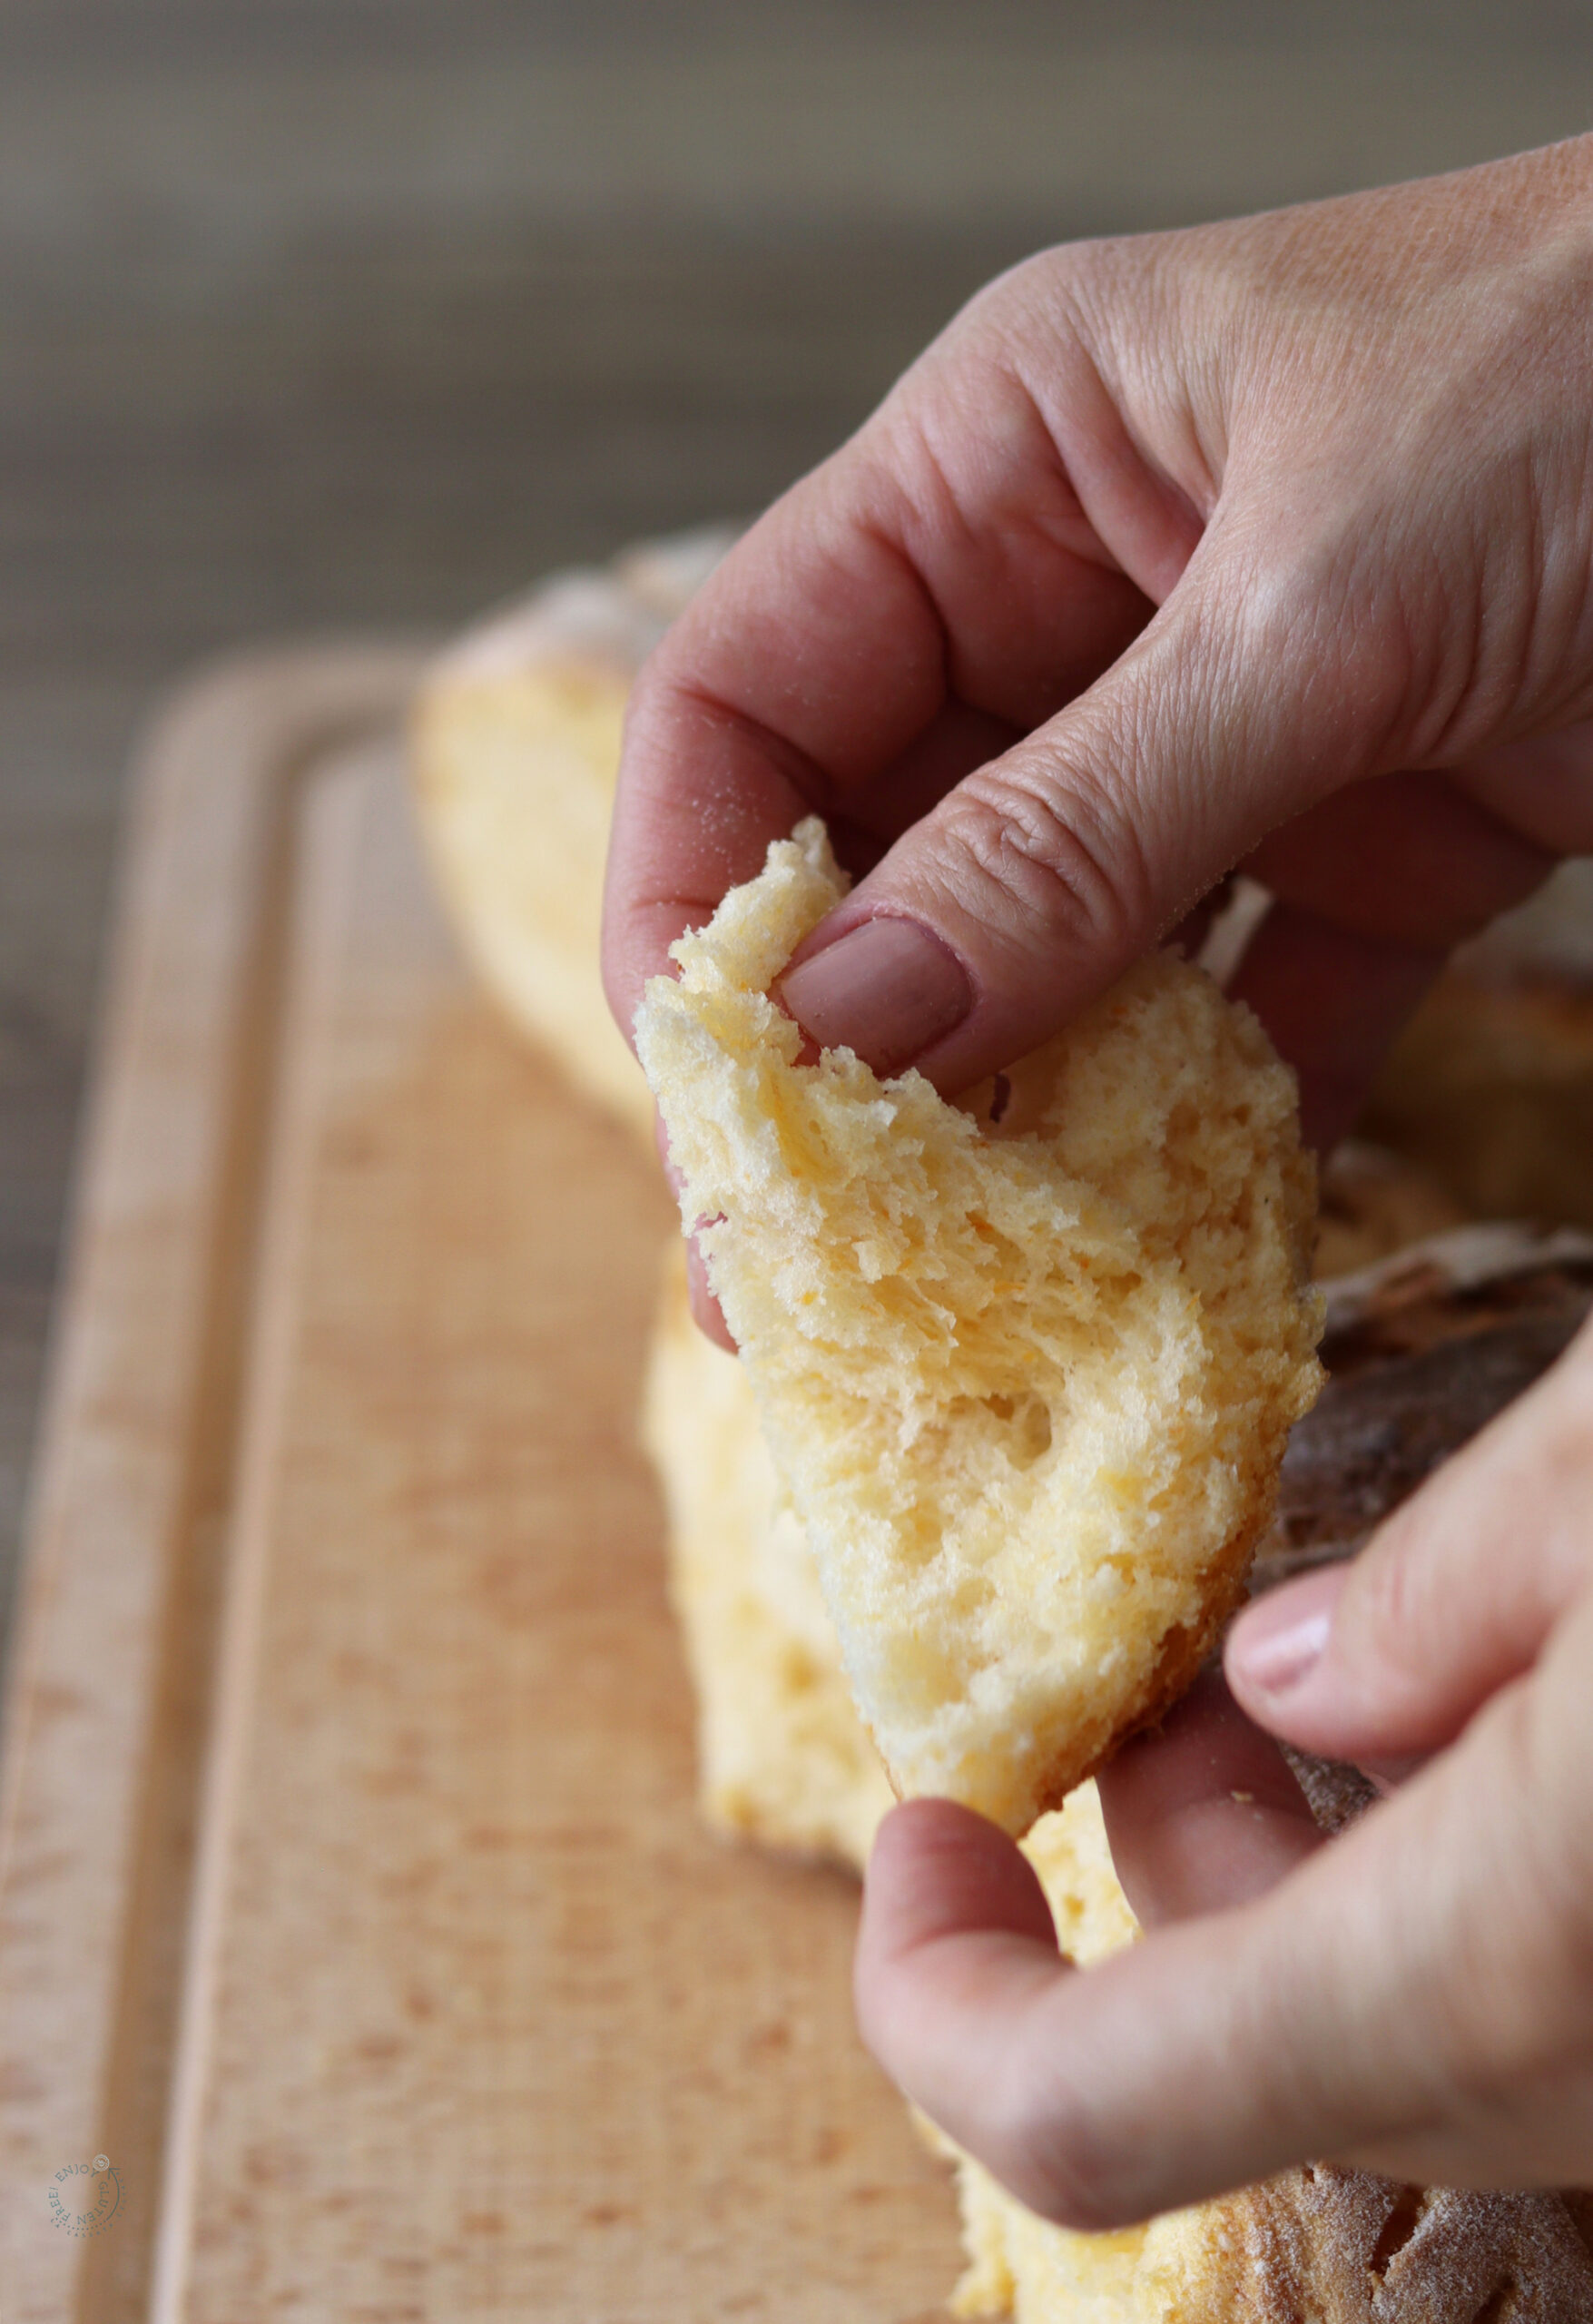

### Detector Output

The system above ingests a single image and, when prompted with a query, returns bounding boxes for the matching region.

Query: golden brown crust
[1181,2169,1593,2323]
[1254,1228,1593,1590]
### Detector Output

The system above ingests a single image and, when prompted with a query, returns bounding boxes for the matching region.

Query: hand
[605,135,1593,1311]
[605,134,1593,2211]
[853,1313,1593,2224]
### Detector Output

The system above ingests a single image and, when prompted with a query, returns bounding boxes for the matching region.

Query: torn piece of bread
[635,819,1324,1836]
[643,1243,896,1866]
[639,1147,1497,1869]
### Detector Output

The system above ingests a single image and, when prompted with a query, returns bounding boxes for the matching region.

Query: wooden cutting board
[0,655,962,2322]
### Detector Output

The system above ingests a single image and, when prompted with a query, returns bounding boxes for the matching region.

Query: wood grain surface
[0,656,420,2322]
[1,673,963,2319]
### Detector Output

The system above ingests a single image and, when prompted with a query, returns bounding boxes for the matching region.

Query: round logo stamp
[47,2156,121,2238]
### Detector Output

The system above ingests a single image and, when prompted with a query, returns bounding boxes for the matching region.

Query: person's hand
[605,134,1593,1274]
[602,132,1593,2216]
[853,1313,1593,2223]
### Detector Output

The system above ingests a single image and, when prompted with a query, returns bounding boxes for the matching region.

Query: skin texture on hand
[853,1317,1593,2223]
[604,136,1593,1155]
[602,136,1593,2212]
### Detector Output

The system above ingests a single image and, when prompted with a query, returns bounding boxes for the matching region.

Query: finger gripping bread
[635,820,1324,1835]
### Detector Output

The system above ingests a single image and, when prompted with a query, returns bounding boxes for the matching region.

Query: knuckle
[935,762,1152,974]
[1021,2124,1142,2235]
[1526,1374,1593,1594]
[1330,1501,1460,1738]
[989,2063,1146,2233]
[1463,1687,1593,2066]
[965,241,1097,342]
[1539,1373,1593,1495]
[1344,1511,1430,1666]
[1240,528,1419,770]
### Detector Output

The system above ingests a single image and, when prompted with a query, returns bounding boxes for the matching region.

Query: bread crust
[1155,2169,1593,2323]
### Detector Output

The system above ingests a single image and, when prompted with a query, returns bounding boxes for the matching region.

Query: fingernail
[779,916,973,1078]
[1243,1610,1332,1696]
[1232,1569,1346,1698]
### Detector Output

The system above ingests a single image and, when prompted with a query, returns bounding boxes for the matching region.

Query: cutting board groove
[0,655,960,2321]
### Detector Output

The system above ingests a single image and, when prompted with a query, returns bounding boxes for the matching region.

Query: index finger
[599,316,1162,1047]
[600,479,942,1041]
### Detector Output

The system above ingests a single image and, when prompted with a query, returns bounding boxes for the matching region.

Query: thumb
[778,536,1378,1092]
[1226,1315,1593,1767]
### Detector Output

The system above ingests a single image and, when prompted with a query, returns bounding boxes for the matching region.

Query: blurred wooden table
[3,0,1593,1683]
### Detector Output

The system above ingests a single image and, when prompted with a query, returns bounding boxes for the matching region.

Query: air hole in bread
[980,1392,1055,1465]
